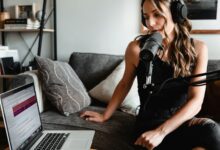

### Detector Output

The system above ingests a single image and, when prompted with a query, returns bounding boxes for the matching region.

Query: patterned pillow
[35,56,91,116]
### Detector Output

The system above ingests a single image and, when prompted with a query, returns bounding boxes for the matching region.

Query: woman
[81,0,220,149]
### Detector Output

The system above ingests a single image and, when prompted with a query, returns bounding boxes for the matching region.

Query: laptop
[0,83,95,150]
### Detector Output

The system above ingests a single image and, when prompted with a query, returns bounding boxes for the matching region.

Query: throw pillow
[35,56,91,116]
[89,60,140,115]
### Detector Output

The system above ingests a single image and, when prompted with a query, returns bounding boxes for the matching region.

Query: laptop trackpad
[61,131,94,150]
[62,138,91,149]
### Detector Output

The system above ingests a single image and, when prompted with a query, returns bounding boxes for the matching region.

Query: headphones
[141,0,188,27]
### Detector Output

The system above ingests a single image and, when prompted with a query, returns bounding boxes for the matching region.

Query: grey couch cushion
[41,107,136,150]
[36,56,91,116]
[69,52,123,91]
[207,60,220,72]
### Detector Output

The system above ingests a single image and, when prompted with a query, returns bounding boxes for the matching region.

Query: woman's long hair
[140,0,197,78]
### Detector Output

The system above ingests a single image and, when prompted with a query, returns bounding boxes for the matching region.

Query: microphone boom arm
[154,69,220,95]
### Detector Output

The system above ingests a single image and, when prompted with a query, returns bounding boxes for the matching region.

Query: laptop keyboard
[34,133,70,150]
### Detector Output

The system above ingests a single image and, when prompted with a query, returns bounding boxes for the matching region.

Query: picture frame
[185,0,220,34]
[15,3,36,19]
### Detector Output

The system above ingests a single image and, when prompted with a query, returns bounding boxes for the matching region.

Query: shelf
[0,74,17,78]
[0,28,54,32]
[0,0,57,60]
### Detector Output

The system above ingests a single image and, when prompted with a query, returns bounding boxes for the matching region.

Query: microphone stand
[152,69,220,96]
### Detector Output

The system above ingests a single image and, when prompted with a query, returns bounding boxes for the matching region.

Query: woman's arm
[156,39,208,135]
[80,41,140,122]
[135,39,208,149]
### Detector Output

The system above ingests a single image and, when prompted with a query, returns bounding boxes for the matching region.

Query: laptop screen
[0,83,42,150]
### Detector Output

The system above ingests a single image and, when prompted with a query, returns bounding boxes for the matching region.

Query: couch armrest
[21,71,45,113]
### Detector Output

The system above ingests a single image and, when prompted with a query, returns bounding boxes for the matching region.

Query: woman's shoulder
[127,34,150,51]
[192,38,207,49]
[192,38,208,57]
[127,40,140,50]
[125,40,141,67]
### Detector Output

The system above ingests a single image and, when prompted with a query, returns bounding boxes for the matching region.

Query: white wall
[192,34,220,60]
[57,0,141,61]
[56,0,220,61]
[2,0,220,63]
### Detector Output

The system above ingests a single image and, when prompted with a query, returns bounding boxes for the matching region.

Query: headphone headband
[141,0,188,27]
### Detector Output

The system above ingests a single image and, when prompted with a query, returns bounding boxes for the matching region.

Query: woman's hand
[80,111,106,123]
[134,129,166,150]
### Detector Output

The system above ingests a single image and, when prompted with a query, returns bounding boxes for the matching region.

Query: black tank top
[134,36,193,133]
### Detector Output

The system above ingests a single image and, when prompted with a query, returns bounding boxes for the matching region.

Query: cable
[152,70,220,95]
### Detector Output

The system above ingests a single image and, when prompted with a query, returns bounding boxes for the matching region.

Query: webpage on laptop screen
[2,86,41,150]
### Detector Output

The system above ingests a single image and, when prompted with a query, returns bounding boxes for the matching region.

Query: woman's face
[142,0,175,38]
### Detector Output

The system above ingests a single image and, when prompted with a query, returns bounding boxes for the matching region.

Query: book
[4,24,40,29]
[4,18,28,24]
[4,18,40,29]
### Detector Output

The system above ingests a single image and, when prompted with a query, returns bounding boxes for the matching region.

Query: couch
[8,52,220,150]
[33,52,138,150]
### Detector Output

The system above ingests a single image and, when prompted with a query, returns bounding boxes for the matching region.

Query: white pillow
[89,60,140,115]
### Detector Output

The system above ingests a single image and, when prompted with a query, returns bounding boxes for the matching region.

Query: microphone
[140,32,163,61]
[140,32,163,88]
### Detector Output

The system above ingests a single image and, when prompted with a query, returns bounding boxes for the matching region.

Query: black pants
[134,118,220,150]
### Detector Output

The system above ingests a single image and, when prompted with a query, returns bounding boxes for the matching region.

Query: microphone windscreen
[140,32,163,61]
[148,32,162,44]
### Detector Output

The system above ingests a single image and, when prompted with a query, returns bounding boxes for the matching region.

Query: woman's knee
[192,147,205,150]
[202,118,220,137]
[188,118,219,134]
[199,118,220,149]
[187,118,220,149]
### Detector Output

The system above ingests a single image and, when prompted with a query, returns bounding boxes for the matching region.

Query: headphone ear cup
[180,4,188,20]
[170,0,188,24]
